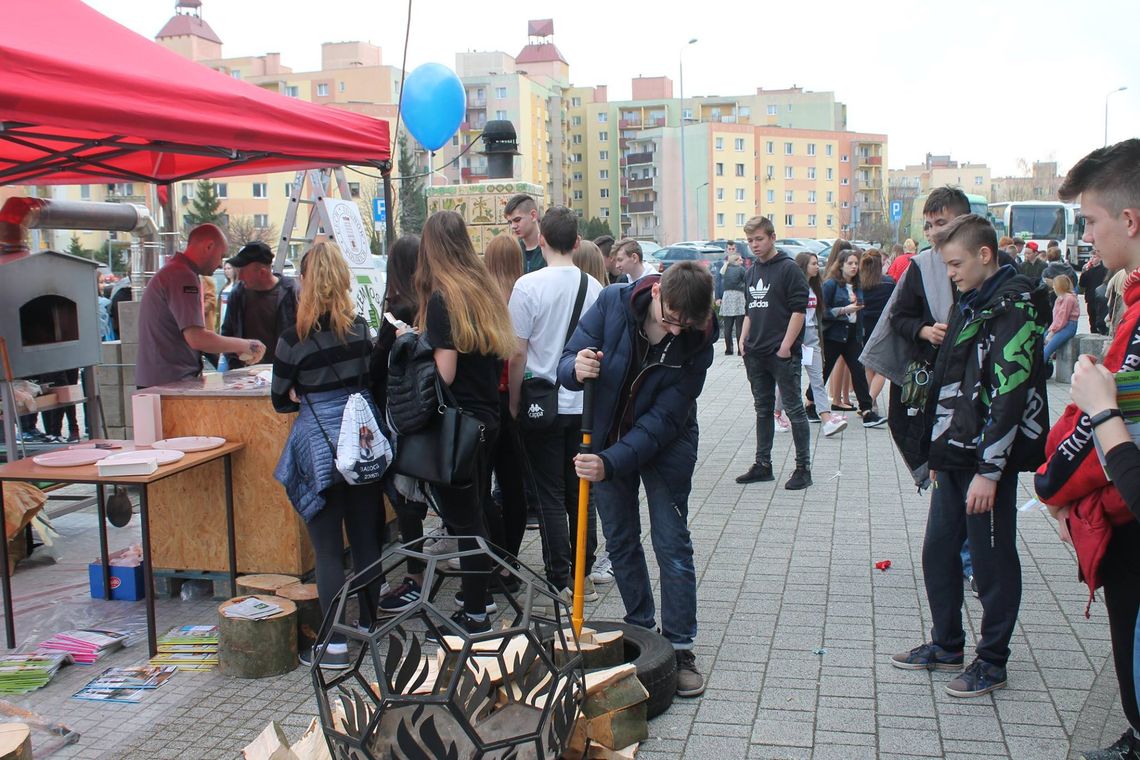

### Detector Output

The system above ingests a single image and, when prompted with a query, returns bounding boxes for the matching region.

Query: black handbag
[517,272,589,432]
[391,378,486,488]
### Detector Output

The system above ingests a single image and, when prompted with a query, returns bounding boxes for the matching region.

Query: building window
[496,110,508,120]
[573,190,583,200]
[842,201,850,208]
[784,166,794,179]
[715,163,724,176]
[80,185,91,199]
[573,172,583,182]
[573,153,582,163]
[734,138,745,151]
[284,183,293,197]
[767,104,778,116]
[285,85,299,98]
[599,169,609,180]
[230,70,241,80]
[807,143,816,156]
[826,168,834,180]
[767,189,775,203]
[766,167,774,180]
[740,106,751,118]
[735,188,745,201]
[808,214,817,227]
[601,207,610,217]
[338,81,345,93]
[975,175,984,185]
[252,182,267,198]
[736,213,746,226]
[785,142,793,155]
[766,141,774,155]
[785,191,794,202]
[841,178,850,186]
[807,167,816,180]
[682,108,692,120]
[716,213,725,226]
[599,150,608,160]
[348,182,361,198]
[215,183,228,198]
[841,154,849,162]
[600,188,609,198]
[735,163,745,177]
[808,190,816,203]
[317,83,329,97]
[597,112,608,123]
[826,191,834,203]
[826,144,833,157]
[827,215,834,227]
[253,214,269,228]
[599,131,608,141]
[715,137,724,151]
[716,188,724,201]
[785,214,794,226]
[572,134,583,144]
[496,86,507,99]
[572,115,582,126]
[571,97,582,107]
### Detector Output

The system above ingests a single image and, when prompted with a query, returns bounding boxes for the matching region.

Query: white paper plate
[148,436,226,453]
[68,442,125,451]
[101,449,186,466]
[33,449,113,467]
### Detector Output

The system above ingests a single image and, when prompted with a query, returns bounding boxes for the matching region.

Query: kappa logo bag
[518,272,588,432]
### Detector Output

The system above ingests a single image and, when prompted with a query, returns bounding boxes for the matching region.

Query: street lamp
[1103,86,1121,146]
[679,37,697,241]
[694,181,710,240]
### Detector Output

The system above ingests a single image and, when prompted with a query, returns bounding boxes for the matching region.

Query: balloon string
[347,130,484,183]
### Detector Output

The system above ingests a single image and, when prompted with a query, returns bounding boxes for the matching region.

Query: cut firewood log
[0,723,31,760]
[219,595,298,678]
[587,742,638,759]
[586,703,648,751]
[290,718,333,760]
[241,721,297,760]
[583,664,637,697]
[562,717,587,759]
[582,673,648,719]
[274,583,321,652]
[236,574,300,597]
[554,628,624,669]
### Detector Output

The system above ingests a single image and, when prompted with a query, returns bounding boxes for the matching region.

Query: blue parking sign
[889,201,903,224]
[372,198,387,224]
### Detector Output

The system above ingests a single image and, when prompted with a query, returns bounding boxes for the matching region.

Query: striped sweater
[271,315,373,413]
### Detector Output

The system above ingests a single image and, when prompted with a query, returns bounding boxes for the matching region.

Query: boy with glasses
[560,261,718,698]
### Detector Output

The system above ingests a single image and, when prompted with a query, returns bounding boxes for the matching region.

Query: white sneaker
[423,527,458,556]
[447,556,462,570]
[589,556,614,584]
[822,416,848,437]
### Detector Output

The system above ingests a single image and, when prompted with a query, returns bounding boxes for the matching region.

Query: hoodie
[742,250,809,356]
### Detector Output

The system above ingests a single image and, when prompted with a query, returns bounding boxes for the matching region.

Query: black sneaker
[428,610,492,641]
[945,658,1007,697]
[784,468,812,490]
[735,463,774,484]
[890,642,964,671]
[490,573,522,595]
[805,404,821,423]
[862,411,887,428]
[1080,729,1140,760]
[675,650,706,697]
[300,644,351,670]
[378,577,423,614]
[453,590,497,614]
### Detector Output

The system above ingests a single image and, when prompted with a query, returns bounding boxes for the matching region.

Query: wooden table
[0,440,244,655]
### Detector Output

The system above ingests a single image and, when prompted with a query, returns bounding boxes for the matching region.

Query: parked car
[777,238,829,255]
[635,240,662,258]
[654,244,724,272]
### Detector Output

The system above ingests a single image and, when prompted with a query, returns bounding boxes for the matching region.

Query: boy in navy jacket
[559,261,717,698]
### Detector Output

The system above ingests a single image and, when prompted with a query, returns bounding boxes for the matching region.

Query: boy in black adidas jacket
[891,214,1049,699]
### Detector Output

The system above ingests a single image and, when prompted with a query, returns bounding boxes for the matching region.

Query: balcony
[620,196,629,207]
[628,201,654,214]
[859,155,883,166]
[619,118,641,129]
[626,151,654,165]
[628,177,654,190]
[652,117,666,127]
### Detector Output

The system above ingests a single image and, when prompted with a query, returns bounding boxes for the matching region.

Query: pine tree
[185,180,226,227]
[398,134,427,235]
[66,234,86,257]
[584,217,614,240]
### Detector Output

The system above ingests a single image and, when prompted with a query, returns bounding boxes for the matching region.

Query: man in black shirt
[221,241,300,368]
[505,194,545,274]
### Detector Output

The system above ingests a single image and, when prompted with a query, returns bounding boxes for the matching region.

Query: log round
[0,723,31,760]
[274,583,322,652]
[218,595,298,678]
[235,574,300,597]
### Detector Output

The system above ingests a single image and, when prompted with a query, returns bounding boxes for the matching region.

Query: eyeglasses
[660,302,699,330]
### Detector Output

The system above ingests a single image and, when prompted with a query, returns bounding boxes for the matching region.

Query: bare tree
[224,215,279,257]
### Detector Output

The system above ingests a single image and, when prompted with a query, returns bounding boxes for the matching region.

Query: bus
[987,201,1089,266]
[906,192,992,250]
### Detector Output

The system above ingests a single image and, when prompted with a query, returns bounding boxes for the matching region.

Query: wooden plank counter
[144,370,314,576]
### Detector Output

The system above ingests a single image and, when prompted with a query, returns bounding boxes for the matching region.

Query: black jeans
[923,469,1021,667]
[390,492,428,576]
[431,426,500,616]
[494,392,529,562]
[1101,522,1140,731]
[722,315,745,353]
[820,329,874,412]
[743,350,811,469]
[306,480,386,644]
[521,414,596,589]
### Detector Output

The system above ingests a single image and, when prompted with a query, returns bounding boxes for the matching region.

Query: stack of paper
[149,626,219,671]
[222,597,283,620]
[0,652,72,694]
[38,629,130,665]
[72,664,177,703]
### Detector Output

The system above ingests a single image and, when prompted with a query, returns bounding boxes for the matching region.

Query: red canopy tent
[0,0,391,186]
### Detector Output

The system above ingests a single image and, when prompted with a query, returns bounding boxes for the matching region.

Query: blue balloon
[401,63,466,152]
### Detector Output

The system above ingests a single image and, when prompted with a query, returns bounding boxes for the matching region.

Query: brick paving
[2,354,1130,759]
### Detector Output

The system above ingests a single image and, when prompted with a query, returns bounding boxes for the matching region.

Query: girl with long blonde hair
[272,241,386,669]
[417,211,515,634]
[572,240,609,287]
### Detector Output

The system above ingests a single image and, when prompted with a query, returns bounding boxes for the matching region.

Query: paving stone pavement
[3,353,1130,759]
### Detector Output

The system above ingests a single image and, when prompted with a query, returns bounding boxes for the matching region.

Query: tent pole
[382,168,395,249]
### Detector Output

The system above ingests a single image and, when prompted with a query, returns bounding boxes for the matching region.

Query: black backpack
[386,332,440,435]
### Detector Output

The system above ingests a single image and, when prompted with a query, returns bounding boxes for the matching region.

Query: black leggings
[817,328,874,412]
[722,314,745,352]
[1102,523,1140,731]
[306,480,386,644]
[494,392,529,562]
[431,427,500,616]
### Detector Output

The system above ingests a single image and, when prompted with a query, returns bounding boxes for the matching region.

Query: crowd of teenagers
[265,139,1140,758]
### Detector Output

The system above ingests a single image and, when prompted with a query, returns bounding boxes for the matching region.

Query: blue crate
[88,563,144,601]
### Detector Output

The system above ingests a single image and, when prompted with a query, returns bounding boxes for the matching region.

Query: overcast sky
[85,0,1137,177]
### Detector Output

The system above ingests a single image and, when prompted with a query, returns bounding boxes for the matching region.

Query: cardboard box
[54,384,84,403]
[88,563,144,601]
[32,393,58,411]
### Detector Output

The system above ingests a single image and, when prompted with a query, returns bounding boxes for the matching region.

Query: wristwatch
[1089,408,1124,428]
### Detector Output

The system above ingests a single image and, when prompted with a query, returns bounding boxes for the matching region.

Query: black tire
[589,621,677,719]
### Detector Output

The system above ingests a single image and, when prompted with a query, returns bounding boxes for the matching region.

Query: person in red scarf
[1035,139,1140,760]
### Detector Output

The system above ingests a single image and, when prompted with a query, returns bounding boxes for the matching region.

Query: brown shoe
[675,650,705,697]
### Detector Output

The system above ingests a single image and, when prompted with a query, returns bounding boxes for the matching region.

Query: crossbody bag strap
[299,322,368,457]
[564,271,589,346]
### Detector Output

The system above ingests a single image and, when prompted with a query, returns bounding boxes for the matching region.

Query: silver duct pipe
[0,197,161,298]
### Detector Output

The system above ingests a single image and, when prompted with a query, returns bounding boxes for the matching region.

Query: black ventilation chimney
[479,120,520,179]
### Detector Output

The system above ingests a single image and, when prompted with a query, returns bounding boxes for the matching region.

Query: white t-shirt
[509,265,602,414]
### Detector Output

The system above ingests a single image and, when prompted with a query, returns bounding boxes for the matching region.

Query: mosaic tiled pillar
[426,181,545,254]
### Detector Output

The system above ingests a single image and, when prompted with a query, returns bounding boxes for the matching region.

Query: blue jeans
[594,426,699,649]
[1043,320,1077,361]
[961,540,973,579]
